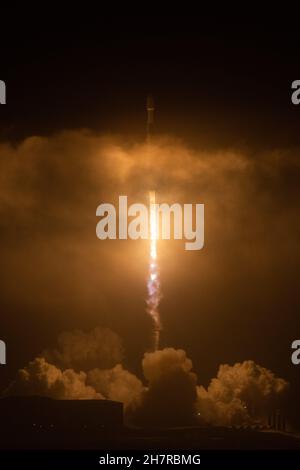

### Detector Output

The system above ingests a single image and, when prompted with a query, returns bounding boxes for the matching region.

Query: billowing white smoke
[87,365,143,410]
[197,360,289,426]
[142,347,194,383]
[4,327,142,416]
[6,357,101,399]
[43,327,123,371]
[133,348,198,426]
[4,327,289,427]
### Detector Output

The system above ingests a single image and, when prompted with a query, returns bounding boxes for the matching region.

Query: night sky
[0,13,300,425]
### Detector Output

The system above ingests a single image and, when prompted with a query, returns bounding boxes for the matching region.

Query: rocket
[146,95,154,142]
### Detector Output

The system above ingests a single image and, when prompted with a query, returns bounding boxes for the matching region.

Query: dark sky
[0,13,300,421]
[0,14,300,145]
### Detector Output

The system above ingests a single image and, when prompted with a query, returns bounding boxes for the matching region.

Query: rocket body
[146,95,154,142]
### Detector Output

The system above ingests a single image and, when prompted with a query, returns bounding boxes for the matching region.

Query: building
[0,395,123,430]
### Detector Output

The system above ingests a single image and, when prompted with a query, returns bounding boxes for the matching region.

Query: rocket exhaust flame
[147,191,162,351]
[146,98,161,350]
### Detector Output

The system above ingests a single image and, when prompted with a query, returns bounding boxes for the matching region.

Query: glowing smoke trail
[147,191,162,350]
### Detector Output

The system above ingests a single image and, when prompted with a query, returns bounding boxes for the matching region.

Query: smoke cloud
[4,328,142,417]
[4,331,289,428]
[87,365,143,410]
[43,327,123,371]
[6,357,101,400]
[133,348,198,426]
[196,360,289,426]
